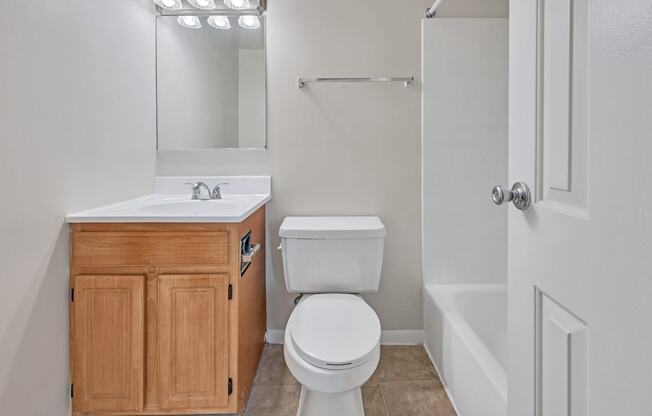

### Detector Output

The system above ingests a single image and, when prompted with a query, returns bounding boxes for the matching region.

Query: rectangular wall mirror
[156,15,266,150]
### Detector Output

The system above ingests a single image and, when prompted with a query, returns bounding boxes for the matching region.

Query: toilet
[279,216,386,416]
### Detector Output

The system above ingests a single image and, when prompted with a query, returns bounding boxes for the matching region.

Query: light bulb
[153,0,182,10]
[238,15,260,29]
[188,0,217,10]
[224,0,251,10]
[177,15,202,29]
[207,16,231,30]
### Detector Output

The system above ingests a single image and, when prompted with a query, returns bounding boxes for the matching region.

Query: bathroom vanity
[66,1,271,412]
[67,177,270,415]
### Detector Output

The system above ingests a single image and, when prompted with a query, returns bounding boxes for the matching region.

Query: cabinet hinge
[228,284,233,300]
[70,288,74,302]
[70,384,74,398]
[228,378,233,395]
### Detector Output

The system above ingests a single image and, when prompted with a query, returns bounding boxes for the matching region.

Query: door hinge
[228,284,233,300]
[70,288,74,302]
[228,378,233,395]
[70,384,74,398]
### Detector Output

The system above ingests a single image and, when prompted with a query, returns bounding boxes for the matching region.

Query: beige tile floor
[243,344,457,416]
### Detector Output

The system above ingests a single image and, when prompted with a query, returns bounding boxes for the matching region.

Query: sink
[137,199,240,214]
[66,176,271,223]
[66,193,271,223]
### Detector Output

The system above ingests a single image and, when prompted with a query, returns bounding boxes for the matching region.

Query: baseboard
[265,329,424,345]
[265,329,285,344]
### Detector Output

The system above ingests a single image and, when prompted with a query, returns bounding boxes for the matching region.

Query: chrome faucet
[187,182,229,200]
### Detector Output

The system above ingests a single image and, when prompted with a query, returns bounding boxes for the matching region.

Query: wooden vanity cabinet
[70,206,266,415]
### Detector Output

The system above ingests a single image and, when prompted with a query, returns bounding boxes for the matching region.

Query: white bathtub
[423,284,507,416]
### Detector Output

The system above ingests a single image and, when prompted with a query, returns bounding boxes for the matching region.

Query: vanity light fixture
[207,15,231,30]
[188,0,217,10]
[224,0,251,10]
[238,15,260,29]
[153,0,182,10]
[177,15,202,29]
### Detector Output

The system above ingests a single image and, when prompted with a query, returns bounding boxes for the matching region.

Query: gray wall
[0,0,156,414]
[157,0,508,333]
[422,19,508,286]
[435,0,508,17]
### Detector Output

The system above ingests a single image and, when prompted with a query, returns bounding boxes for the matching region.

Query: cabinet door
[158,274,230,410]
[72,275,145,412]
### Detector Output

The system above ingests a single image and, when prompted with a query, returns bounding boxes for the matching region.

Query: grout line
[378,382,391,416]
[378,378,439,384]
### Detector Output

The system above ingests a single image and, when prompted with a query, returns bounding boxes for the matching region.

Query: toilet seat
[288,294,381,370]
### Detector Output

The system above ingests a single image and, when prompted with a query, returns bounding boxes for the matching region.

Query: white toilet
[279,216,386,416]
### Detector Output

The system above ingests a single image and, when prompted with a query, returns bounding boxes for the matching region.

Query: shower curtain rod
[425,0,445,18]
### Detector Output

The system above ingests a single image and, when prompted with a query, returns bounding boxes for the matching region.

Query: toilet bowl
[279,216,386,416]
[283,294,381,416]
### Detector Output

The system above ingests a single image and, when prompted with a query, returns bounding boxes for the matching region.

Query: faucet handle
[212,183,229,199]
[185,181,212,200]
[184,182,198,199]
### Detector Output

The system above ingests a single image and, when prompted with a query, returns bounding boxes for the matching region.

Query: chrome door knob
[491,182,531,210]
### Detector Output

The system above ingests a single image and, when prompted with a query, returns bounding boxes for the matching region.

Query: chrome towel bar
[297,77,415,88]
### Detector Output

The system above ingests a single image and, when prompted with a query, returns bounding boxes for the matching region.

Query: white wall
[422,19,508,285]
[157,0,508,333]
[0,0,156,414]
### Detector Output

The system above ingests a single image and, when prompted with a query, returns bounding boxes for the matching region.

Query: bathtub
[423,284,507,416]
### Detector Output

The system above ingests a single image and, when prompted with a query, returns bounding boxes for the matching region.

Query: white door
[507,1,652,415]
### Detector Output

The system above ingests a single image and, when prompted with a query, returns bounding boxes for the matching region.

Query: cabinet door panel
[158,274,230,410]
[72,275,145,412]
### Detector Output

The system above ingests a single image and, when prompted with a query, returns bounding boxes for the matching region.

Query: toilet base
[296,385,365,416]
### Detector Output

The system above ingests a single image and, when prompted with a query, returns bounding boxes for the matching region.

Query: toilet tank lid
[280,216,386,239]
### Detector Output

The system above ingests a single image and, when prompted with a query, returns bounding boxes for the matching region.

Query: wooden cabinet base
[70,207,266,415]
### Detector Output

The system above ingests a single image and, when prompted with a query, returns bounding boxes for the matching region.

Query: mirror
[156,15,266,150]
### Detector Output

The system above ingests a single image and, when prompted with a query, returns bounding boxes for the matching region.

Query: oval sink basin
[137,199,239,215]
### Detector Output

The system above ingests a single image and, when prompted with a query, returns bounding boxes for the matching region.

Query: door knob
[491,182,531,210]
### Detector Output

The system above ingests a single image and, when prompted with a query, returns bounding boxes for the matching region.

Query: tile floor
[243,344,456,416]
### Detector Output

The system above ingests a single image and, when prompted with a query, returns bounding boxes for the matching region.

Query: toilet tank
[279,216,385,293]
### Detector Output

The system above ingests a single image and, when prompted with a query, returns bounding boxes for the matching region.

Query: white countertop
[66,176,271,223]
